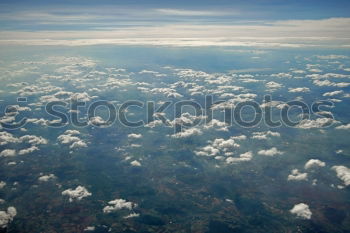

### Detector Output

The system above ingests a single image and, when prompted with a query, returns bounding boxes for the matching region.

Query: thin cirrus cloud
[0,6,349,48]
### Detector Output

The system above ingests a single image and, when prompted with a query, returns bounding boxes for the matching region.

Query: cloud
[58,130,87,150]
[332,165,350,186]
[38,174,56,182]
[297,118,337,129]
[170,128,202,138]
[335,123,350,130]
[0,132,20,146]
[226,151,253,164]
[18,146,39,155]
[103,199,137,214]
[265,81,283,90]
[128,133,142,139]
[130,160,141,167]
[322,90,343,97]
[0,149,16,157]
[287,169,308,181]
[62,186,92,202]
[0,182,6,189]
[20,135,48,145]
[155,9,230,16]
[251,131,280,140]
[304,159,326,170]
[257,147,283,156]
[1,18,350,47]
[316,55,349,60]
[0,207,17,229]
[288,87,310,93]
[290,203,312,220]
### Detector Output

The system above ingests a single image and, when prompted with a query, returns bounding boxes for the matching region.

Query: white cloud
[332,165,350,186]
[103,199,137,214]
[251,131,280,140]
[287,169,308,181]
[18,146,39,155]
[288,87,310,93]
[130,160,141,167]
[257,147,283,156]
[0,207,17,229]
[297,118,337,129]
[0,149,16,157]
[20,135,48,145]
[316,55,348,60]
[226,151,253,164]
[0,132,20,146]
[2,18,350,48]
[58,131,87,150]
[170,128,202,138]
[290,203,312,220]
[322,90,343,97]
[304,159,326,170]
[62,186,92,202]
[0,181,6,189]
[335,123,350,130]
[38,174,56,182]
[128,133,142,139]
[265,81,283,90]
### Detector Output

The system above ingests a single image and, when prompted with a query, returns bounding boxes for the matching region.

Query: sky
[0,0,350,47]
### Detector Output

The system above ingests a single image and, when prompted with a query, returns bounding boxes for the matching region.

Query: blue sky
[0,0,349,47]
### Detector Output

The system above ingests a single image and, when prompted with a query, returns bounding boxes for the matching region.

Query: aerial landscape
[0,0,350,232]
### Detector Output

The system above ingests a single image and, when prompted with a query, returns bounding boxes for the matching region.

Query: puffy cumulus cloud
[62,186,92,202]
[297,118,338,129]
[195,137,240,157]
[0,149,16,157]
[38,174,56,182]
[0,207,17,229]
[313,79,350,88]
[170,113,206,127]
[203,119,229,132]
[128,133,142,139]
[70,92,97,102]
[103,199,137,214]
[57,130,87,150]
[170,127,202,138]
[58,134,81,144]
[226,151,253,164]
[322,90,344,97]
[20,135,48,145]
[149,87,183,98]
[288,87,310,93]
[130,160,141,167]
[16,84,62,97]
[287,169,308,181]
[88,116,109,127]
[304,159,326,170]
[257,147,283,156]
[332,165,350,186]
[290,203,312,220]
[260,100,288,109]
[251,131,280,140]
[335,123,350,130]
[18,146,39,155]
[0,132,20,146]
[70,140,88,149]
[0,181,6,189]
[265,81,283,90]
